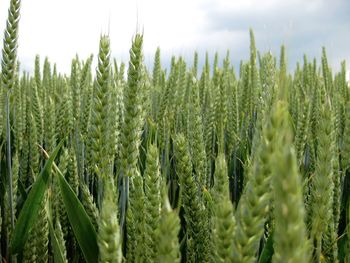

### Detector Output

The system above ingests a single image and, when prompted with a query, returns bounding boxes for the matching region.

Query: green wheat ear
[98,179,122,263]
[1,0,21,242]
[188,77,207,187]
[233,116,272,262]
[80,182,99,230]
[143,143,161,261]
[56,80,73,142]
[1,0,21,91]
[70,58,81,124]
[55,218,68,263]
[174,133,208,262]
[271,101,310,263]
[23,227,38,262]
[13,63,23,151]
[120,34,145,252]
[127,171,145,262]
[78,55,93,139]
[212,153,235,263]
[88,34,113,180]
[34,193,49,263]
[311,100,337,261]
[156,191,181,263]
[120,33,145,177]
[152,47,161,87]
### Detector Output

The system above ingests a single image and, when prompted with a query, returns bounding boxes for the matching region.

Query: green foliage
[11,142,62,254]
[57,162,98,263]
[49,218,68,263]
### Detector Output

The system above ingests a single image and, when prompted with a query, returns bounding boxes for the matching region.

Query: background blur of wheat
[0,0,349,262]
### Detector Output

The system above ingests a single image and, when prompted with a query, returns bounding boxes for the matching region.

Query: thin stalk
[6,91,14,230]
[120,175,129,233]
[6,91,16,263]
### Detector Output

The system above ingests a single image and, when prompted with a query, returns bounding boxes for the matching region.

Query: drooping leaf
[49,219,67,263]
[57,165,98,263]
[258,231,274,263]
[10,141,63,253]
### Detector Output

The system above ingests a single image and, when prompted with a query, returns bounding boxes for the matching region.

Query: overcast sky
[1,0,349,76]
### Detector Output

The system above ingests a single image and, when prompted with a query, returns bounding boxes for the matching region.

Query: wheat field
[0,0,349,262]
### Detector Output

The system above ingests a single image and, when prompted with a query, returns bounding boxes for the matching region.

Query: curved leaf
[57,166,98,263]
[10,141,63,254]
[49,220,67,263]
[258,231,274,263]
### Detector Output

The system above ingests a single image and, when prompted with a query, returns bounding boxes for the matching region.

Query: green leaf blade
[258,231,274,263]
[10,142,63,254]
[57,169,98,263]
[49,220,67,263]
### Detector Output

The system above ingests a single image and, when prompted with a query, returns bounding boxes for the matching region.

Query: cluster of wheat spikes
[0,0,349,262]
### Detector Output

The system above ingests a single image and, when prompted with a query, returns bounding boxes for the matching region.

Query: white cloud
[0,0,206,72]
[0,0,349,73]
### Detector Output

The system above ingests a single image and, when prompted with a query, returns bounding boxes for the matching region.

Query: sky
[0,0,350,78]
